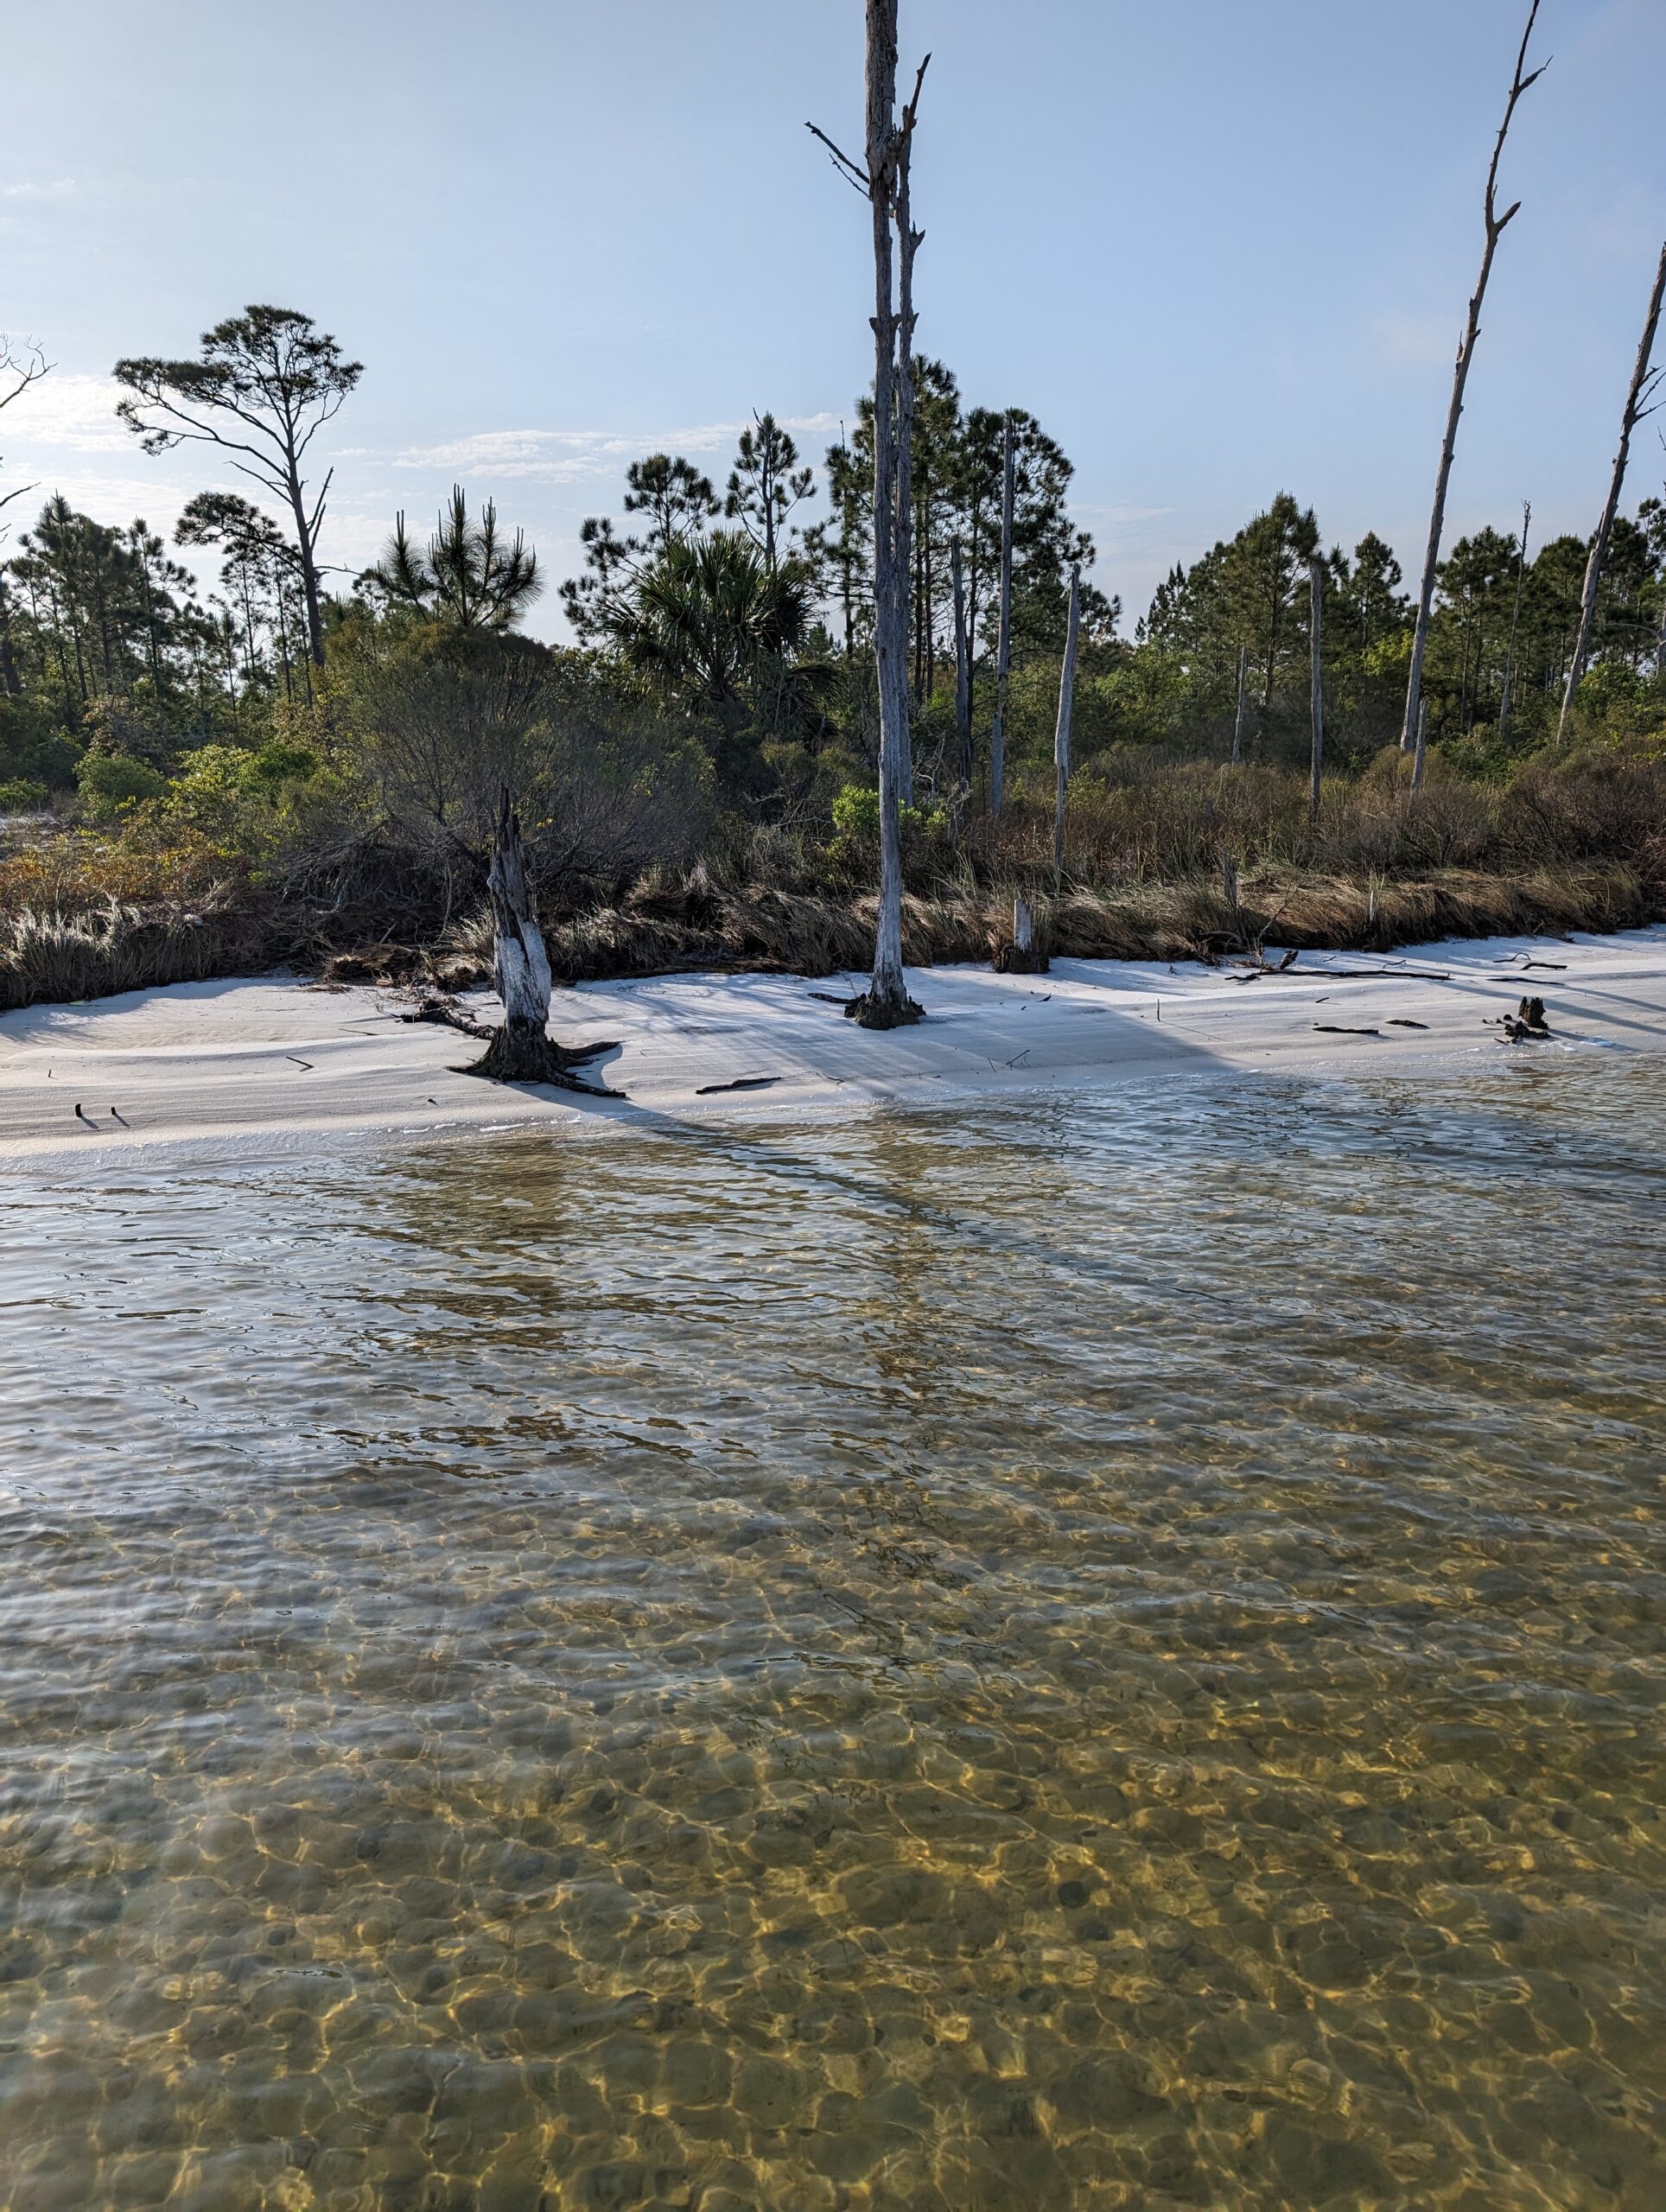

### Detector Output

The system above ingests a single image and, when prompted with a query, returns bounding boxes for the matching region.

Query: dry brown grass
[3,745,1660,1012]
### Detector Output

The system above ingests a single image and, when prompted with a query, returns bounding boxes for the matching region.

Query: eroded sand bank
[2,925,1662,1164]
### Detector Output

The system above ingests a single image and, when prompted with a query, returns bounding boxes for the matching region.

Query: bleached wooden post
[989,414,1015,815]
[1013,897,1034,957]
[1497,498,1530,747]
[951,533,972,789]
[1557,238,1666,744]
[1230,641,1249,765]
[1400,2,1544,753]
[1410,696,1430,792]
[1052,561,1080,886]
[1307,556,1324,824]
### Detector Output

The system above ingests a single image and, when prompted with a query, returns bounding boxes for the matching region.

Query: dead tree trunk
[810,3,926,1027]
[1497,498,1530,747]
[466,788,611,1090]
[1052,562,1080,887]
[1400,2,1544,753]
[1230,641,1249,765]
[989,414,1015,816]
[1308,557,1325,823]
[951,533,972,790]
[1410,696,1430,793]
[1557,238,1666,744]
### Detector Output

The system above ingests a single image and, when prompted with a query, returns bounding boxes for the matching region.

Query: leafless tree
[1411,696,1431,793]
[809,0,928,1027]
[989,415,1016,814]
[1308,556,1325,823]
[951,534,971,789]
[1052,562,1080,885]
[0,336,49,531]
[1400,3,1545,753]
[1557,238,1666,742]
[1497,498,1531,747]
[0,338,49,696]
[1230,641,1249,766]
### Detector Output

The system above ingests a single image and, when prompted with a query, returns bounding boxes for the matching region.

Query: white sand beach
[1,925,1663,1164]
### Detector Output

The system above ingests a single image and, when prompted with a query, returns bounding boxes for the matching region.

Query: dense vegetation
[2,308,1663,1012]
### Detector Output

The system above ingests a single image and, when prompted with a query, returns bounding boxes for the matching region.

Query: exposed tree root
[460,1018,620,1093]
[843,989,924,1030]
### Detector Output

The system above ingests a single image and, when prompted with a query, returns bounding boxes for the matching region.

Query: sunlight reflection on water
[1,1059,1663,2210]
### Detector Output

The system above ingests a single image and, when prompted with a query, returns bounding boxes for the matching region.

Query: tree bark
[1410,696,1431,792]
[1308,556,1325,824]
[845,0,922,1027]
[1557,238,1666,743]
[989,415,1015,816]
[1052,562,1080,886]
[1400,1,1543,752]
[466,788,610,1089]
[951,534,971,789]
[1230,640,1249,765]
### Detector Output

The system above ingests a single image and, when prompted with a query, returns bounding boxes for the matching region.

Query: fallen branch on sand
[696,1076,780,1095]
[1314,1024,1381,1036]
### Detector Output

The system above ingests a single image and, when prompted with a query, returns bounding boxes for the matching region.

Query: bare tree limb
[1399,1,1545,753]
[1557,237,1666,741]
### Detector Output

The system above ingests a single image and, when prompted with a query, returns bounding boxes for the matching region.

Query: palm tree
[604,530,825,721]
[371,486,541,632]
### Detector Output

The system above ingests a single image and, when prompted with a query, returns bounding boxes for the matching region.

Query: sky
[3,0,1664,640]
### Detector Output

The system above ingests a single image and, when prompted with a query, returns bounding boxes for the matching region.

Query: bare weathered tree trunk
[951,533,971,790]
[893,111,921,808]
[1308,557,1325,824]
[467,788,611,1090]
[1052,562,1080,886]
[814,0,926,1027]
[989,415,1015,816]
[1230,641,1249,766]
[1410,696,1430,793]
[1400,2,1544,752]
[1497,498,1530,747]
[1557,238,1666,744]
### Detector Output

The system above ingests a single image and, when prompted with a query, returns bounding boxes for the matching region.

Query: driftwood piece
[695,1076,780,1095]
[400,995,492,1040]
[1487,994,1554,1043]
[1314,1024,1382,1036]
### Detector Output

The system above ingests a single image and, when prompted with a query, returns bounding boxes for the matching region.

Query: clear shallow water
[1,1061,1663,2212]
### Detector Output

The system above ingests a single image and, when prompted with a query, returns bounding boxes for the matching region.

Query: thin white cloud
[394,411,845,481]
[3,372,130,454]
[0,179,76,200]
[1370,310,1457,368]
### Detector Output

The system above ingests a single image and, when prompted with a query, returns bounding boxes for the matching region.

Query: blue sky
[3,0,1663,638]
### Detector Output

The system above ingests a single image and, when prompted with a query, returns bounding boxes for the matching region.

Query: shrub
[76,752,168,817]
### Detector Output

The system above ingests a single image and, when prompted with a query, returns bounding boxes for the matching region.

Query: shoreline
[2,923,1662,1167]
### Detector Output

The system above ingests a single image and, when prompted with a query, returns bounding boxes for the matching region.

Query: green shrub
[0,779,49,813]
[76,752,168,817]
